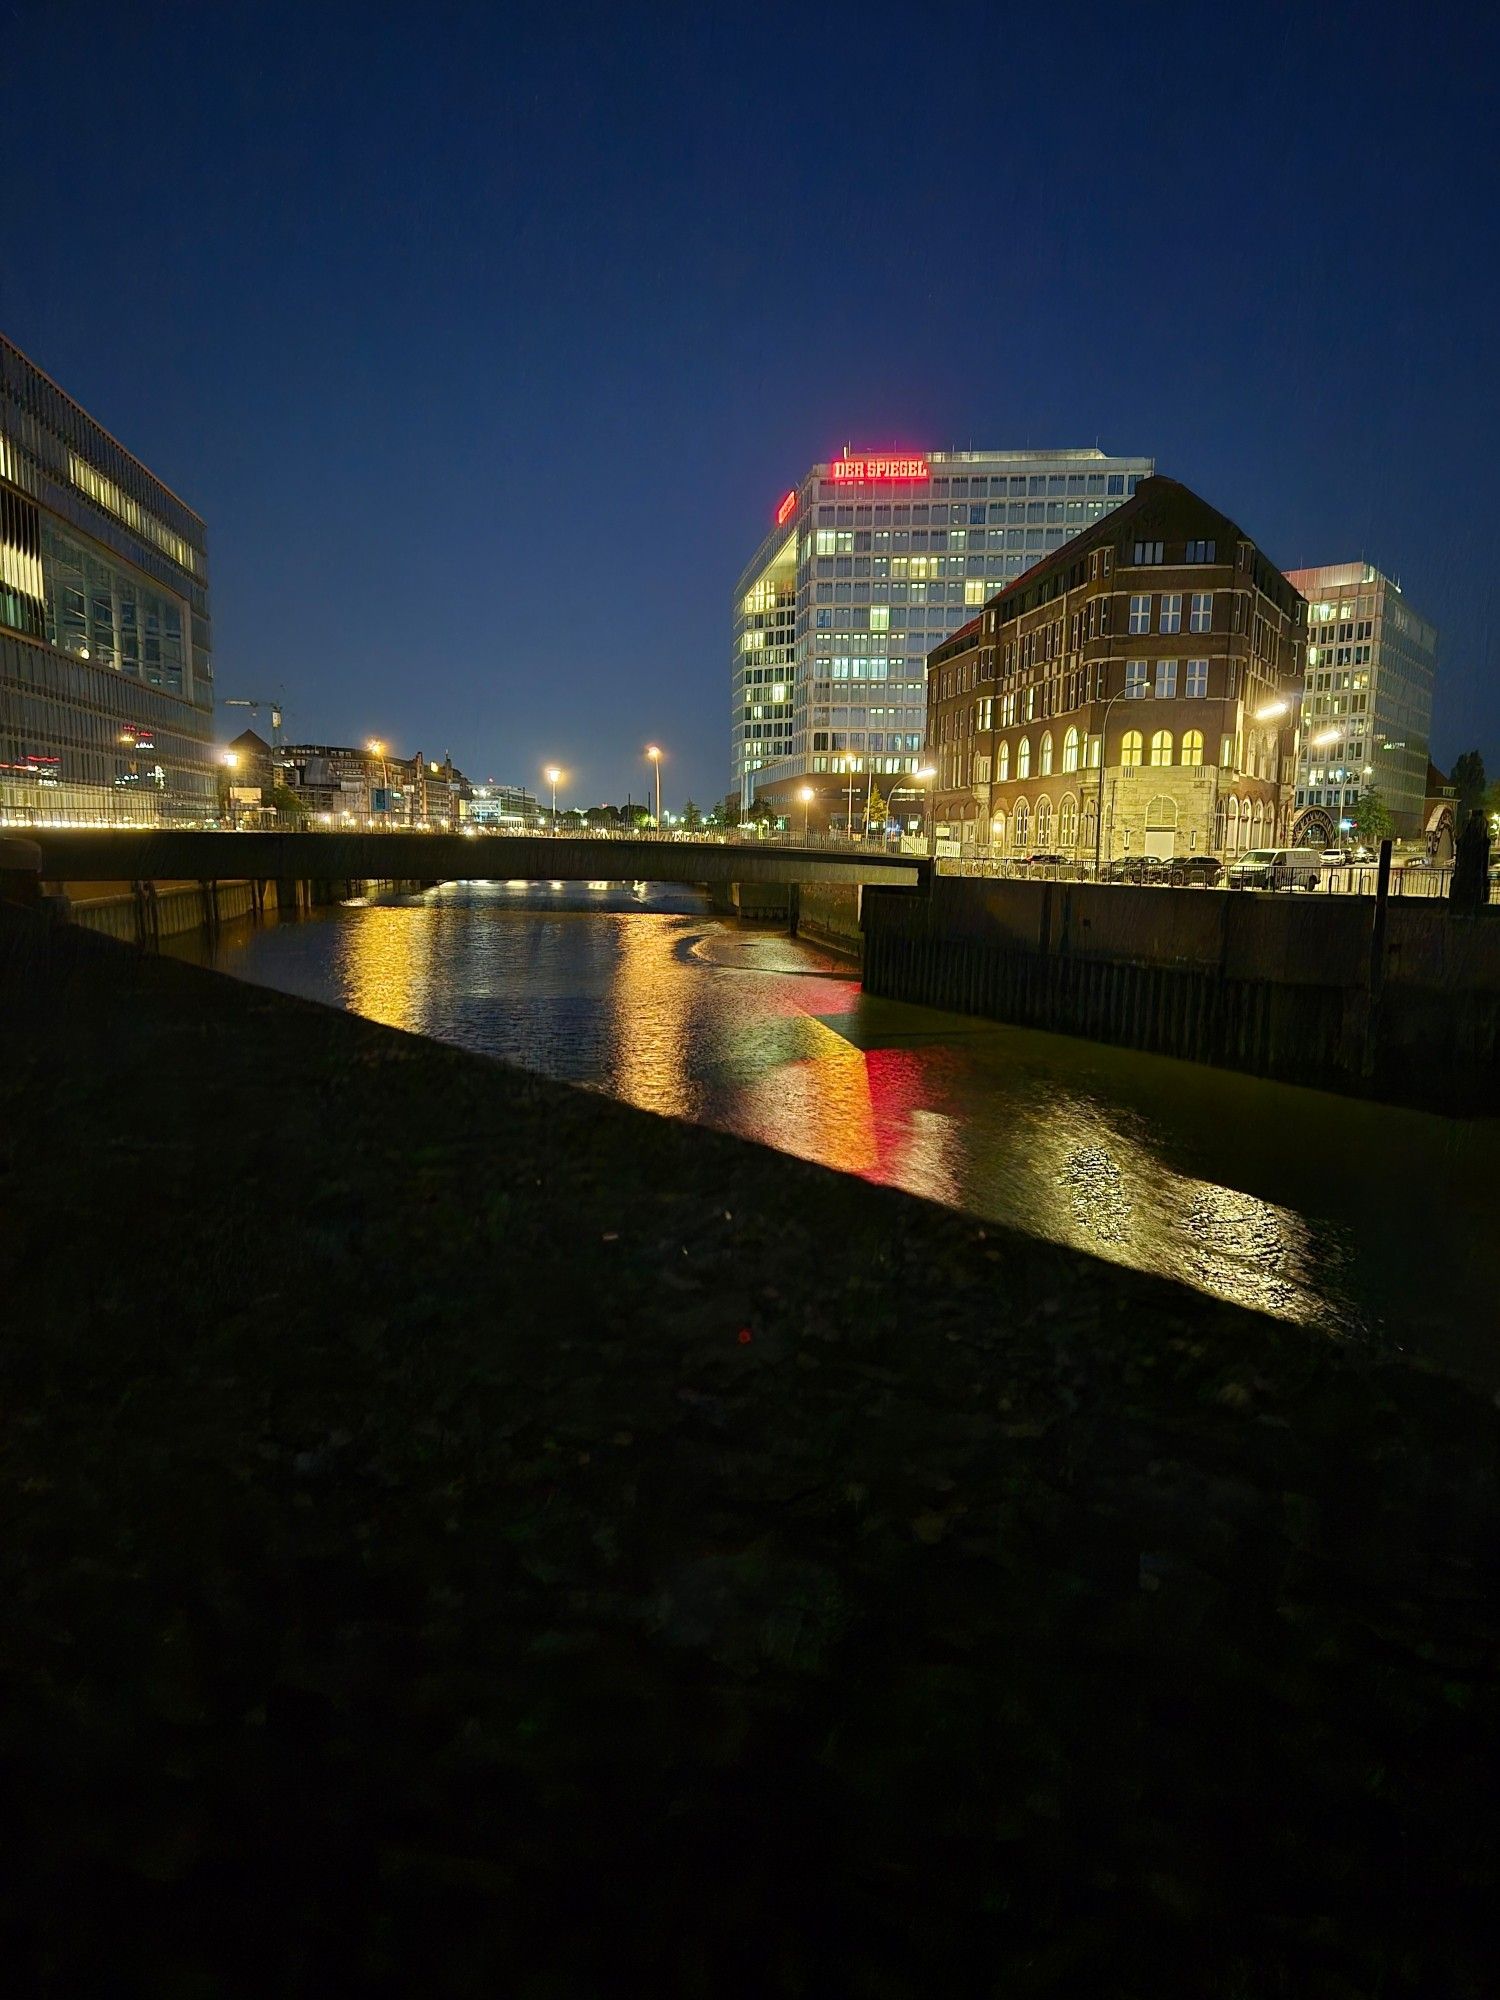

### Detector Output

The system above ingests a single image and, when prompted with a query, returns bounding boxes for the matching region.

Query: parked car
[1226,847,1323,890]
[1102,855,1167,884]
[1164,854,1224,887]
[1017,852,1072,871]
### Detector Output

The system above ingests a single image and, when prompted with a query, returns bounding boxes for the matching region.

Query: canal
[173,879,1499,1380]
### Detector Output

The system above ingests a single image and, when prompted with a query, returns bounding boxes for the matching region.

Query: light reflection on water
[175,879,1500,1378]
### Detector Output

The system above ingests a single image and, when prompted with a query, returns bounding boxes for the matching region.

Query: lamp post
[645,745,662,828]
[222,751,239,830]
[545,765,562,830]
[1093,682,1152,878]
[799,783,814,843]
[843,755,857,843]
[913,764,937,855]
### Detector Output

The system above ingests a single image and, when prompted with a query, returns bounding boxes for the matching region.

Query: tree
[1452,750,1487,817]
[865,783,887,835]
[266,785,307,826]
[681,798,702,831]
[1352,787,1394,845]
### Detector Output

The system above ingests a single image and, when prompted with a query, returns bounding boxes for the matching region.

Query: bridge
[14,827,928,891]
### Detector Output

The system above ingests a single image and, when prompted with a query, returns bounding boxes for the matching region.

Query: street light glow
[1254,699,1289,722]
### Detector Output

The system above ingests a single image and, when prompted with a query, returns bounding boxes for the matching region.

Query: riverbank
[2,909,1496,1995]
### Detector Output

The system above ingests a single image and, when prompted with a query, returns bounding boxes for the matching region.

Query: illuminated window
[997,741,1010,782]
[1040,731,1053,775]
[1062,727,1080,772]
[870,605,889,631]
[1150,729,1173,767]
[816,531,836,556]
[1121,730,1144,768]
[1035,797,1054,844]
[1220,734,1234,768]
[1059,796,1079,847]
[1181,729,1205,767]
[1018,736,1032,778]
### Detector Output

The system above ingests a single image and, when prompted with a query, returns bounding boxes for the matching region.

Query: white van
[1225,847,1323,890]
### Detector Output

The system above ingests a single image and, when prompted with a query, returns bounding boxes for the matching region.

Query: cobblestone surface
[2,911,1497,1996]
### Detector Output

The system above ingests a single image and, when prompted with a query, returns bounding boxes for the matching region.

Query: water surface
[173,880,1499,1381]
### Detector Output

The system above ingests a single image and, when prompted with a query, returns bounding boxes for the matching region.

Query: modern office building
[1282,562,1435,841]
[0,330,214,823]
[924,476,1306,863]
[468,782,539,826]
[731,446,1154,819]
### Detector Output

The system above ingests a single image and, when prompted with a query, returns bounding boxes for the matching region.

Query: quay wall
[862,878,1500,1111]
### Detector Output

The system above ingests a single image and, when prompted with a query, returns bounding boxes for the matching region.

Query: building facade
[468,782,539,827]
[731,446,1154,821]
[1,331,214,823]
[925,477,1306,864]
[1282,562,1435,842]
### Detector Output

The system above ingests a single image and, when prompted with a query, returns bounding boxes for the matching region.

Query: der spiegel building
[731,444,1153,818]
[0,330,215,823]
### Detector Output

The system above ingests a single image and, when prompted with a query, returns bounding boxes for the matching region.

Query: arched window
[1214,796,1227,849]
[1252,799,1266,842]
[1088,734,1102,769]
[1181,729,1204,767]
[1059,794,1079,848]
[1150,729,1173,767]
[1219,734,1234,769]
[991,809,1006,850]
[1013,800,1030,846]
[1035,796,1054,845]
[1146,796,1178,832]
[1062,727,1080,773]
[997,741,1010,783]
[1121,730,1144,768]
[1226,797,1240,850]
[1082,796,1098,853]
[1018,737,1032,778]
[1238,801,1252,850]
[1040,731,1054,776]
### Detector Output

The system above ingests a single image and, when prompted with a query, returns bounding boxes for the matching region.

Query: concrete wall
[795,881,862,956]
[863,879,1500,1112]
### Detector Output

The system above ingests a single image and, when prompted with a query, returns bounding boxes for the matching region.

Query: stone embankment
[1,909,1496,1995]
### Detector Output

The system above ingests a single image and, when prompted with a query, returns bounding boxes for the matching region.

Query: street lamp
[798,783,814,842]
[645,745,662,828]
[544,764,562,829]
[913,764,937,855]
[1093,682,1153,877]
[222,751,240,831]
[843,755,858,842]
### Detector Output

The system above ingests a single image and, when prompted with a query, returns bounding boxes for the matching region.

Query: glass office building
[731,446,1154,816]
[1,330,214,823]
[1283,562,1436,840]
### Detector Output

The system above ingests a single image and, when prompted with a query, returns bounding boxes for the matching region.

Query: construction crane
[222,694,287,745]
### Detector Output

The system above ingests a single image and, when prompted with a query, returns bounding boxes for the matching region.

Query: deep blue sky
[2,1,1495,806]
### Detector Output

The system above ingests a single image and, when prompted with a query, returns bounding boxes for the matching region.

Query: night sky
[2,1,1495,809]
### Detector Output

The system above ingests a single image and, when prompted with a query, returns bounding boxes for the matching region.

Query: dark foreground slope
[1,911,1496,1998]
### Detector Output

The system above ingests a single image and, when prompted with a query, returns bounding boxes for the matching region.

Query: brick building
[925,477,1306,865]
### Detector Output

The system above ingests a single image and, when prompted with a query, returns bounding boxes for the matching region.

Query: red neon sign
[776,488,797,525]
[828,456,930,483]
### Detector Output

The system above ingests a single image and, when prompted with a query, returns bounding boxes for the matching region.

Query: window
[1125,659,1149,696]
[1155,659,1177,698]
[1159,593,1182,634]
[1132,540,1164,564]
[815,530,836,555]
[1018,737,1032,778]
[1180,729,1204,766]
[1059,796,1079,848]
[1150,729,1173,767]
[1040,731,1053,775]
[1013,800,1030,845]
[997,741,1010,782]
[1185,539,1216,563]
[1121,730,1144,768]
[1128,594,1151,634]
[1035,798,1054,845]
[1062,726,1080,772]
[1219,734,1234,769]
[1189,592,1212,632]
[869,606,889,631]
[1186,658,1208,698]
